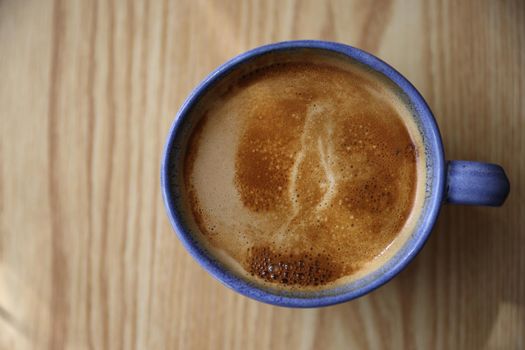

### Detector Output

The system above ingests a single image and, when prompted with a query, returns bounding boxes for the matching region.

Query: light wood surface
[1,0,524,349]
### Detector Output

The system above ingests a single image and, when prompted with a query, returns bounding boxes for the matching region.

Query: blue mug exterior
[161,41,510,308]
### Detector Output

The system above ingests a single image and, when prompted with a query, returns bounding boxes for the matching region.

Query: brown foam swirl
[182,60,423,289]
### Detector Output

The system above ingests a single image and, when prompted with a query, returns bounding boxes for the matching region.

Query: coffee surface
[182,59,423,289]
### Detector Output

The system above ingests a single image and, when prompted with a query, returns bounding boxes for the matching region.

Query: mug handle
[445,161,510,206]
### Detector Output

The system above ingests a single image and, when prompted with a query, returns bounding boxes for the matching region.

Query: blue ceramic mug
[161,41,510,307]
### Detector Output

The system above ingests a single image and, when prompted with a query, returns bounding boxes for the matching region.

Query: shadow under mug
[161,41,510,307]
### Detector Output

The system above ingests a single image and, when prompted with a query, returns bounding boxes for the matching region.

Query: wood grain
[1,0,524,349]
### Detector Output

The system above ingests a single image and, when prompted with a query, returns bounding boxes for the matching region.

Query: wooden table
[1,0,524,349]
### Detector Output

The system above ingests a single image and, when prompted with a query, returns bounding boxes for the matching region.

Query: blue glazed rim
[161,40,445,308]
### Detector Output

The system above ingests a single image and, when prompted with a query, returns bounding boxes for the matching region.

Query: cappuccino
[180,52,426,290]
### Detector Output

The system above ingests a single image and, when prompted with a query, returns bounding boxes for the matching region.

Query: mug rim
[161,40,445,307]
